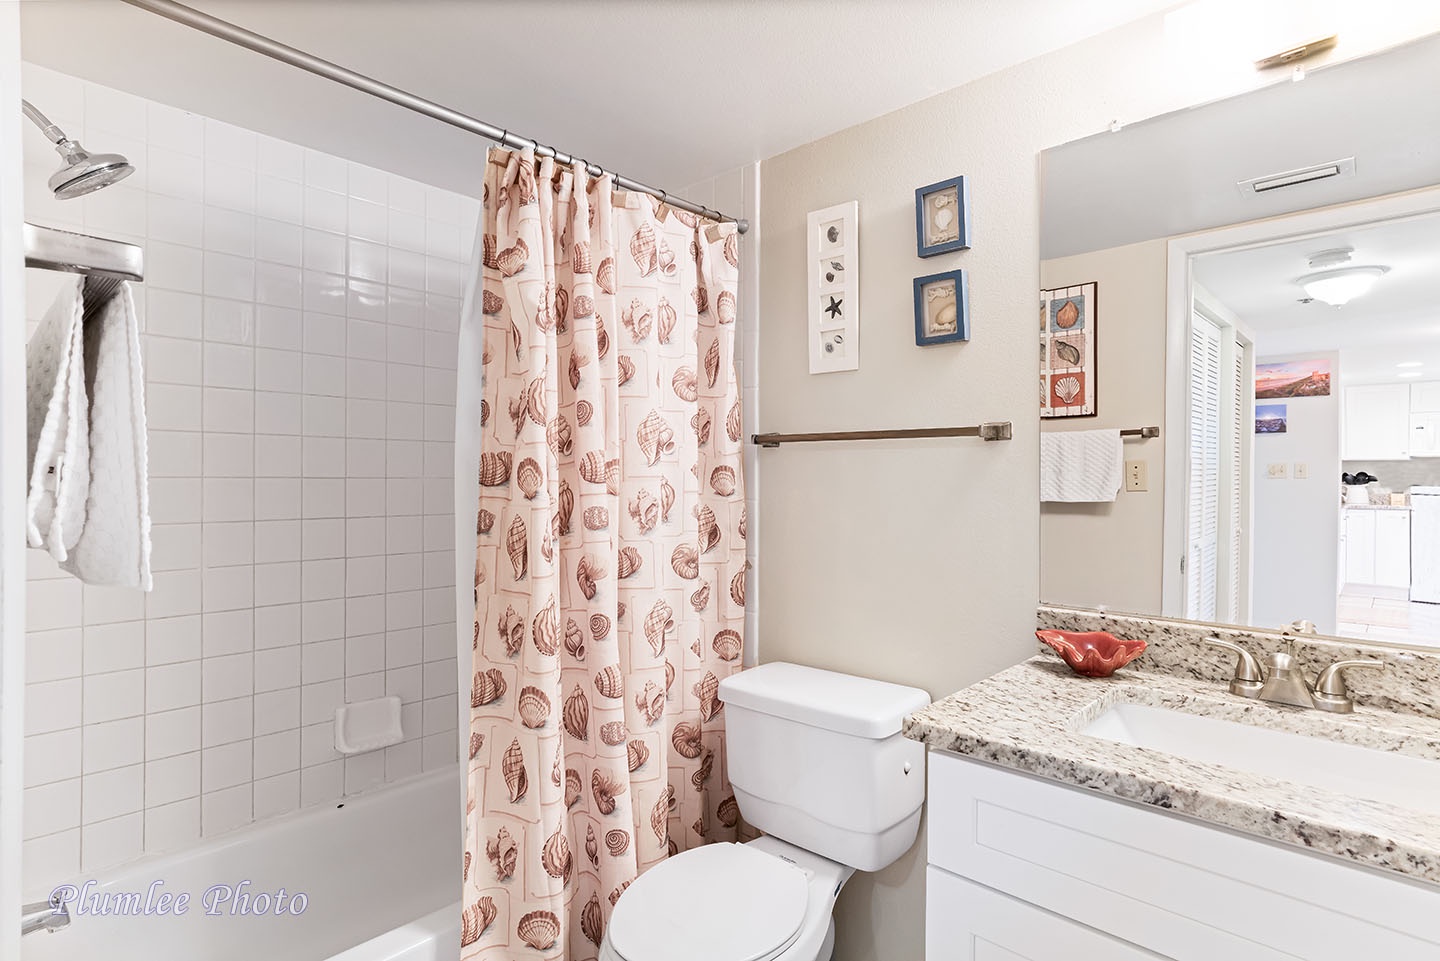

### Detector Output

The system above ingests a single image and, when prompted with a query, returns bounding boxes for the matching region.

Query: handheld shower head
[22,99,134,200]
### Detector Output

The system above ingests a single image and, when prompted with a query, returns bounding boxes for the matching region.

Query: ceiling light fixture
[1399,372,1423,379]
[1296,248,1389,306]
[1398,362,1424,369]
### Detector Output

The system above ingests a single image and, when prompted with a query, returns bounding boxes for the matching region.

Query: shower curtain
[460,148,747,959]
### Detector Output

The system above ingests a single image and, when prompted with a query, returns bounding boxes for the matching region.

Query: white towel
[1040,429,1123,503]
[26,276,90,560]
[26,278,152,589]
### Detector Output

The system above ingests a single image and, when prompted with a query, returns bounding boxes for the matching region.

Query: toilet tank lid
[718,663,930,739]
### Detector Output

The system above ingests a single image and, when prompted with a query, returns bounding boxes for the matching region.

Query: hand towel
[26,275,90,560]
[26,278,152,588]
[1040,429,1123,503]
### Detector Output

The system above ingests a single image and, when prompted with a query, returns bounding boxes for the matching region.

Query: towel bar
[752,422,1013,447]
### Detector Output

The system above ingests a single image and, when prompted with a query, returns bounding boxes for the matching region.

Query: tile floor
[1337,592,1440,649]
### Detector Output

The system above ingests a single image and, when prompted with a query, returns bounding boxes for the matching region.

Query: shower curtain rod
[118,0,749,234]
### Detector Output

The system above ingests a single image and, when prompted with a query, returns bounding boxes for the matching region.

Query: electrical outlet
[1125,460,1147,492]
[1294,462,1309,479]
[1267,463,1289,479]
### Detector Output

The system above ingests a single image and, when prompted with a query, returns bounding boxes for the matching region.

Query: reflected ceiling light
[1296,248,1389,306]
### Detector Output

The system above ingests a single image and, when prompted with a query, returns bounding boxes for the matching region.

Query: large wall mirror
[1039,33,1440,649]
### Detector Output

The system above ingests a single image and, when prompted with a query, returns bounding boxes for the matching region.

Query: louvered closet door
[1224,338,1247,622]
[1187,313,1223,621]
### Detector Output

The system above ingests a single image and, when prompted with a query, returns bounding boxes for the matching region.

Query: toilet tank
[718,662,931,873]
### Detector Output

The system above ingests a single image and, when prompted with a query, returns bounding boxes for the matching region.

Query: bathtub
[25,766,463,961]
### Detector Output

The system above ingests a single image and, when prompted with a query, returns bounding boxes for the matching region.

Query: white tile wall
[19,63,478,897]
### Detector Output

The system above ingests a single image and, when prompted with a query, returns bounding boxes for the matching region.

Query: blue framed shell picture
[915,175,971,257]
[913,269,969,346]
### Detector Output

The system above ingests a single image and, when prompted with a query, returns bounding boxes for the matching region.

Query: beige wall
[1039,239,1168,613]
[750,11,1430,961]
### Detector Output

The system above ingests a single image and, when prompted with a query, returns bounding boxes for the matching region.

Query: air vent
[1239,158,1355,195]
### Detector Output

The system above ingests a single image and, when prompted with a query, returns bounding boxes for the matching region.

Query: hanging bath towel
[27,277,153,589]
[1040,429,1123,502]
[26,275,90,562]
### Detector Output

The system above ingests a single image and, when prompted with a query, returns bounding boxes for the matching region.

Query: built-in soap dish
[334,696,404,755]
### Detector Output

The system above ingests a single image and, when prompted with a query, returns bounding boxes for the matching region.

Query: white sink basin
[1083,702,1440,816]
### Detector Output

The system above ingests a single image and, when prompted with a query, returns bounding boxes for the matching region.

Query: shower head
[48,144,135,200]
[22,99,134,200]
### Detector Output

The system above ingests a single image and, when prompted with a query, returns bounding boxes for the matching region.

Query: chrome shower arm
[21,99,70,145]
[21,99,134,198]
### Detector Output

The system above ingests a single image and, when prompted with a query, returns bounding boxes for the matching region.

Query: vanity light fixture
[1296,248,1388,307]
[1254,34,1338,71]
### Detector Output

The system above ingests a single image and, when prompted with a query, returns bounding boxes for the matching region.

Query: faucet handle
[1311,658,1383,713]
[1205,636,1264,698]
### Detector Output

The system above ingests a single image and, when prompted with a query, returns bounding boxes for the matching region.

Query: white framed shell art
[806,200,859,374]
[915,175,971,257]
[1040,281,1097,418]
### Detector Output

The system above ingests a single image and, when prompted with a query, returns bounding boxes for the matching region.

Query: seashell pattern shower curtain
[461,148,747,959]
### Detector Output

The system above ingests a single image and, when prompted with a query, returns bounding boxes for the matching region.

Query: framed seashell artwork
[806,200,860,374]
[911,268,970,347]
[1040,281,1097,418]
[914,174,971,257]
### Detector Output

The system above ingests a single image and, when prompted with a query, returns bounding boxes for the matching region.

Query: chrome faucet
[21,894,70,936]
[1205,636,1383,714]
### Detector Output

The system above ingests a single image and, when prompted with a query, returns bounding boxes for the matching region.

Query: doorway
[1163,188,1440,647]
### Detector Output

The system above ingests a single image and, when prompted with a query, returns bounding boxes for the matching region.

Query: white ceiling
[1040,31,1440,260]
[18,0,1182,200]
[1194,210,1440,384]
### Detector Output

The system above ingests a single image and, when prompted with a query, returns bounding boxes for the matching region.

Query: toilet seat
[607,843,810,961]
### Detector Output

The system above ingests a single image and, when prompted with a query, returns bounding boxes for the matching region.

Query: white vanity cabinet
[927,869,1163,960]
[925,752,1440,960]
[1343,383,1411,460]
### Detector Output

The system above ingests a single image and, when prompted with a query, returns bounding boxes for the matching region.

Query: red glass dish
[1035,630,1147,678]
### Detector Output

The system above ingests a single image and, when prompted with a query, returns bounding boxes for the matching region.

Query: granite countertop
[905,643,1440,884]
[1343,502,1411,511]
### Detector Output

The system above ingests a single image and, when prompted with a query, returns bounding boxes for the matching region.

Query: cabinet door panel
[1344,510,1376,584]
[1413,412,1440,457]
[1344,384,1410,460]
[927,868,1166,961]
[927,753,1440,961]
[1374,511,1412,588]
[1409,381,1440,412]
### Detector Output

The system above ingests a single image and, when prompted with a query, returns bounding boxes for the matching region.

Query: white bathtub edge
[327,902,461,961]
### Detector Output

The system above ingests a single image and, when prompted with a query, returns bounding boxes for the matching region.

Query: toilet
[600,662,931,961]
